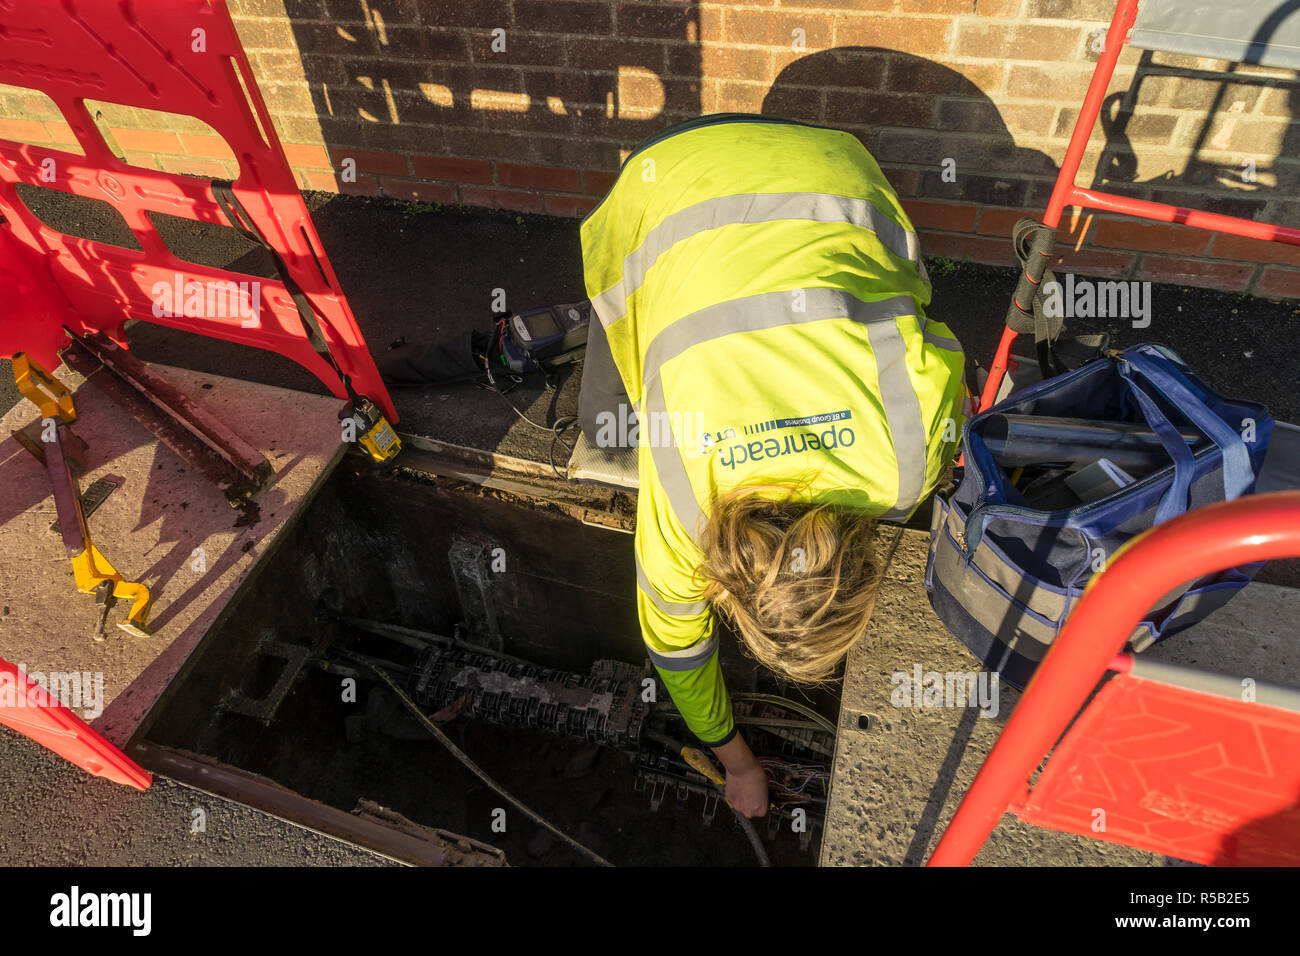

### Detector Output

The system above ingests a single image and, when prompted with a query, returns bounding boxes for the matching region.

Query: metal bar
[927,490,1300,866]
[980,0,1137,412]
[1067,186,1300,244]
[46,422,89,560]
[1045,0,1141,230]
[61,332,272,503]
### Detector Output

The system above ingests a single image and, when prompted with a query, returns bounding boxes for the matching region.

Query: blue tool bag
[925,343,1273,689]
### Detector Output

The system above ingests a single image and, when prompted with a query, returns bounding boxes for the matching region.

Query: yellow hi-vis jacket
[580,115,967,745]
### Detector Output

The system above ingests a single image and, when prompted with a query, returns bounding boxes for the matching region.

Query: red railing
[927,490,1300,865]
[979,0,1300,412]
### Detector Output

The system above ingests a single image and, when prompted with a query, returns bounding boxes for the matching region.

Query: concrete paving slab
[0,360,344,748]
[820,529,1300,867]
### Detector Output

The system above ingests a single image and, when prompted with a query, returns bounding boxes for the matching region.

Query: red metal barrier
[928,491,1300,866]
[0,0,395,420]
[978,0,1300,411]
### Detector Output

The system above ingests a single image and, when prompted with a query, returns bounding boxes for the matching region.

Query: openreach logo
[890,664,1000,718]
[713,411,855,471]
[50,887,151,936]
[1042,273,1152,329]
[0,665,104,720]
[151,273,261,328]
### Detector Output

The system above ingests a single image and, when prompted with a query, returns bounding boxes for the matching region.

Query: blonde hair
[696,485,883,684]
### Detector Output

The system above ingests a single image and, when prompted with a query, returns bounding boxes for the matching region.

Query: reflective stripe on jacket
[580,115,967,744]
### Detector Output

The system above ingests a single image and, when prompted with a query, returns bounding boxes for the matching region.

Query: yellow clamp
[13,353,151,637]
[13,352,76,424]
[70,544,152,638]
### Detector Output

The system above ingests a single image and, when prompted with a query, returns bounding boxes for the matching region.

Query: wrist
[711,733,760,773]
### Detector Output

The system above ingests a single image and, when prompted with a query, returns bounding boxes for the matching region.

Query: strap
[1005,218,1064,377]
[1120,346,1255,503]
[1119,374,1199,524]
[210,182,359,403]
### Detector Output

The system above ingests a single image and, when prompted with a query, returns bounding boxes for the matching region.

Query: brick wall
[3,0,1300,298]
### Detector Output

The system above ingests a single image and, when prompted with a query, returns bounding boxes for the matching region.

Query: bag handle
[1118,347,1255,520]
[1119,376,1198,524]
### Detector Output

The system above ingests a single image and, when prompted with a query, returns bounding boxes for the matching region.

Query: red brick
[778,0,892,8]
[726,10,832,48]
[976,206,1031,238]
[158,156,233,179]
[1091,218,1212,256]
[514,1,613,34]
[179,133,237,162]
[834,15,950,56]
[1047,249,1139,278]
[120,150,160,170]
[1208,233,1300,268]
[1006,65,1105,101]
[327,147,409,176]
[919,231,1018,267]
[710,80,769,114]
[617,2,699,40]
[701,45,772,83]
[410,155,493,183]
[0,118,50,143]
[954,22,1084,60]
[1254,266,1300,300]
[461,186,544,214]
[904,200,978,233]
[43,121,80,148]
[496,162,581,192]
[572,37,666,73]
[281,143,333,168]
[542,193,598,217]
[381,179,460,203]
[109,128,182,154]
[1138,255,1255,292]
[339,173,382,196]
[301,169,343,192]
[583,168,618,195]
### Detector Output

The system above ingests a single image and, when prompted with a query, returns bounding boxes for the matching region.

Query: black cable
[482,379,580,480]
[362,660,613,867]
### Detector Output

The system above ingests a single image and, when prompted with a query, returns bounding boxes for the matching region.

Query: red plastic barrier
[1019,673,1300,865]
[0,657,151,790]
[0,0,396,420]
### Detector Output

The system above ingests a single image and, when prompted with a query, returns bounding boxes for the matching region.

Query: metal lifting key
[13,353,152,638]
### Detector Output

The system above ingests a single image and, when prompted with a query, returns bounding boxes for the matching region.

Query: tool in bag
[211,182,401,464]
[925,343,1273,689]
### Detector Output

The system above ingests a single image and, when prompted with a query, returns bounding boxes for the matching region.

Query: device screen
[521,309,561,341]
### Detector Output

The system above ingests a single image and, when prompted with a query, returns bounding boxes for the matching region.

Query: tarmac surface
[2,189,1298,866]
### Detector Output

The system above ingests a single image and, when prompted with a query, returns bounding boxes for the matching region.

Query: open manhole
[128,447,839,866]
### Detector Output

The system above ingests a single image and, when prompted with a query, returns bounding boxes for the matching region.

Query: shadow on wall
[286,1,703,185]
[762,47,1057,212]
[1096,49,1300,221]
